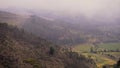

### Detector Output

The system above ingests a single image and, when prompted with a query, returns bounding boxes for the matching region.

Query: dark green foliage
[49,46,55,55]
[111,59,120,68]
[116,59,120,67]
[102,65,112,68]
[90,47,94,53]
[102,65,107,68]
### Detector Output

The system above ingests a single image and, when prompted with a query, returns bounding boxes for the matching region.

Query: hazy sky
[0,0,120,20]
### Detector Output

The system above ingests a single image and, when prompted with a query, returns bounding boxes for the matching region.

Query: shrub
[23,58,42,68]
[23,58,36,65]
[117,59,120,67]
[49,46,55,55]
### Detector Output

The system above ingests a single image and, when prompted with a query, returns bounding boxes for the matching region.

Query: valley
[73,43,120,68]
[0,7,120,68]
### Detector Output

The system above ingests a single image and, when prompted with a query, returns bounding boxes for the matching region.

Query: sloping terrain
[0,11,28,27]
[0,11,88,45]
[0,10,120,46]
[22,15,88,45]
[0,23,97,68]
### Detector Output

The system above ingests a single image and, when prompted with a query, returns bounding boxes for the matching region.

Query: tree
[116,48,120,52]
[117,59,120,67]
[49,46,55,55]
[90,47,94,53]
[102,65,107,68]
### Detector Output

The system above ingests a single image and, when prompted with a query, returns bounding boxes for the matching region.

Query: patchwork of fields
[73,43,120,68]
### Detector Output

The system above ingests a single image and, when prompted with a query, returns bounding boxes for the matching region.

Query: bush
[117,59,120,67]
[23,58,36,65]
[33,64,41,68]
[49,46,55,55]
[23,58,42,68]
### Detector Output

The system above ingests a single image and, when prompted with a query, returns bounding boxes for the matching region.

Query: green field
[105,52,120,55]
[73,44,94,52]
[74,43,120,52]
[73,43,120,68]
[97,43,120,50]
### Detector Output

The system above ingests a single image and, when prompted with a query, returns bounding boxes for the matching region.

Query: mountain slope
[0,10,120,46]
[0,11,88,45]
[0,11,28,27]
[22,15,120,45]
[0,22,97,68]
[22,15,88,45]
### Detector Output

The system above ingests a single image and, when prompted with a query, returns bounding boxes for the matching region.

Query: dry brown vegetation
[0,23,97,68]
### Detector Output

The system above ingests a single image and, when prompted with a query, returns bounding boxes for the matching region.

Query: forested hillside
[0,22,97,68]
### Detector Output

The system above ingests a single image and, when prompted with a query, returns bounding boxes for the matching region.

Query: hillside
[0,11,87,45]
[0,10,120,45]
[22,15,88,45]
[22,15,120,45]
[0,11,28,27]
[0,22,97,68]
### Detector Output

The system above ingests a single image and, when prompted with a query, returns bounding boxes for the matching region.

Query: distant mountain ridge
[0,10,120,45]
[0,10,29,27]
